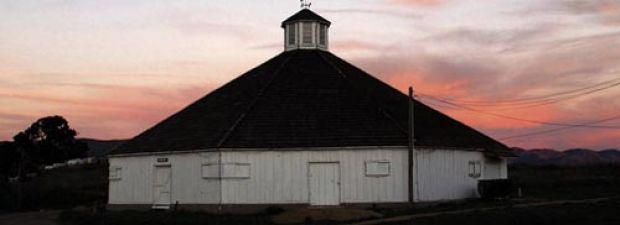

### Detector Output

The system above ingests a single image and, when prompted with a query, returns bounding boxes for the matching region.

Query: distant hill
[509,148,620,166]
[78,138,126,158]
[74,138,619,165]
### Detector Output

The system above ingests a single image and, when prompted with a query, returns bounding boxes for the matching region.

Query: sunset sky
[1,0,619,150]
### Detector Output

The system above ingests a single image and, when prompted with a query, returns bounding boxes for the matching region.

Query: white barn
[108,9,515,211]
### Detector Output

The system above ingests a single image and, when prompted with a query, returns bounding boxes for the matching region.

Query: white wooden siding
[109,147,507,205]
[416,149,507,201]
[219,149,409,204]
[108,152,221,205]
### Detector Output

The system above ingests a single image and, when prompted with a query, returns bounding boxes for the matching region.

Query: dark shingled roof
[281,9,331,28]
[112,50,512,156]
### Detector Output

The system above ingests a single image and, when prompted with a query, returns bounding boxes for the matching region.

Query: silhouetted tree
[0,142,18,179]
[13,115,88,166]
[2,116,89,210]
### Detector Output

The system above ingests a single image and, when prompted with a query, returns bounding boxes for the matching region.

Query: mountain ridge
[77,138,619,166]
[509,147,620,166]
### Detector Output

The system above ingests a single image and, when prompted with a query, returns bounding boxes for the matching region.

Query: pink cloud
[332,40,383,52]
[0,83,214,141]
[388,0,444,7]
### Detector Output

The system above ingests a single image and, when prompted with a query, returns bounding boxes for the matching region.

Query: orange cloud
[0,83,213,141]
[386,72,564,130]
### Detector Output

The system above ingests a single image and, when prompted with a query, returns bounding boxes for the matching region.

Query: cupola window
[319,25,326,45]
[302,22,313,44]
[288,24,296,45]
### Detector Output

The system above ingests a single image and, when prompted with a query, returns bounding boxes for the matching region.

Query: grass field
[0,163,108,212]
[1,165,619,225]
[509,166,620,200]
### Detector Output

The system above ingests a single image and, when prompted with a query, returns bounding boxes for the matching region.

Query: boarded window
[365,161,390,177]
[319,25,326,45]
[302,22,313,44]
[468,161,482,178]
[109,166,122,180]
[288,24,296,45]
[202,163,250,179]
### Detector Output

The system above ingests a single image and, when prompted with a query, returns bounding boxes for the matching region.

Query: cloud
[321,9,422,19]
[519,0,620,26]
[428,24,564,49]
[2,1,618,150]
[332,40,385,52]
[338,20,620,149]
[0,81,215,141]
[558,0,620,15]
[388,0,444,7]
[250,42,282,50]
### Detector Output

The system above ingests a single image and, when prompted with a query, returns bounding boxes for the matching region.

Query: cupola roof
[281,9,331,28]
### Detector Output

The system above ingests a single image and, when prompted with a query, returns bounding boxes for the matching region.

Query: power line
[419,81,620,111]
[416,76,620,109]
[429,75,620,105]
[419,95,620,128]
[499,82,620,110]
[499,115,620,140]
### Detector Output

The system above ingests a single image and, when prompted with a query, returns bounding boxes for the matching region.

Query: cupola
[281,8,331,51]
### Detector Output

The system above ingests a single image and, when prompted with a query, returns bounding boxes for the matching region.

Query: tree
[0,142,18,178]
[2,116,89,210]
[13,115,88,166]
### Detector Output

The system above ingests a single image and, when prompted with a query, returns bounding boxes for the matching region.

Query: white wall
[108,147,507,205]
[220,149,409,204]
[108,152,221,205]
[416,149,507,202]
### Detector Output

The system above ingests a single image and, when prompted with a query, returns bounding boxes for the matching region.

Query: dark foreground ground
[0,165,619,225]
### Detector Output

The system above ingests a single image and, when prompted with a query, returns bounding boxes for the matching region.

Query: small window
[468,161,482,178]
[287,24,296,45]
[109,166,122,180]
[365,161,390,177]
[302,22,313,44]
[319,25,326,45]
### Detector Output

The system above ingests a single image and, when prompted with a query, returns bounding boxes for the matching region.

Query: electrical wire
[414,73,620,112]
[419,96,620,129]
[423,75,620,106]
[498,115,620,140]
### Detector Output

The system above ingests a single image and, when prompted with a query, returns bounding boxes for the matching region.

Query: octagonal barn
[108,8,514,211]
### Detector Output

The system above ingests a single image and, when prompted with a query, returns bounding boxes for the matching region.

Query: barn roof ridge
[315,50,408,135]
[216,51,298,147]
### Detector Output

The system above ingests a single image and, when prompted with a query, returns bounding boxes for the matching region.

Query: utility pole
[408,86,415,203]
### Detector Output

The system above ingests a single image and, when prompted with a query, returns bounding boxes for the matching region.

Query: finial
[300,0,311,8]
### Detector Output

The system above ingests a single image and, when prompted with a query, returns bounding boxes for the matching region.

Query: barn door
[153,165,172,209]
[308,162,340,205]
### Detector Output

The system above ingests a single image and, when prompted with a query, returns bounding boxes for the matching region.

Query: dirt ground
[272,208,382,224]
